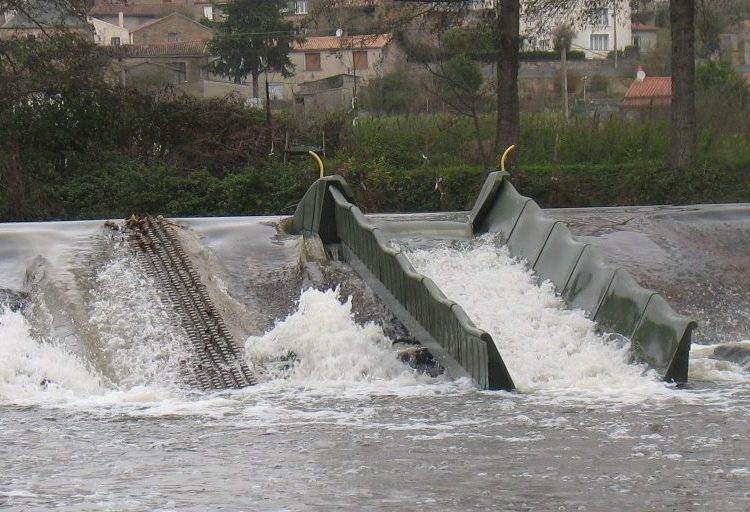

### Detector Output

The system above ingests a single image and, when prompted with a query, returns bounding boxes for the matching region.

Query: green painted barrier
[470,171,697,383]
[294,181,514,390]
[291,171,697,386]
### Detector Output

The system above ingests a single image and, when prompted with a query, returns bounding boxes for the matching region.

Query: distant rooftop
[293,33,392,51]
[623,76,671,108]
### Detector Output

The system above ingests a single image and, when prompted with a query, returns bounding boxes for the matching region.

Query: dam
[1,174,749,511]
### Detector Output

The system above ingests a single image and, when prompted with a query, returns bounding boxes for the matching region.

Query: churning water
[2,220,749,511]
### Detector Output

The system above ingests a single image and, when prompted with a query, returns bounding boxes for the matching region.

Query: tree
[206,0,301,98]
[670,0,696,170]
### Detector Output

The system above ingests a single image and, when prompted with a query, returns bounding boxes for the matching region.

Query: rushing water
[2,221,749,511]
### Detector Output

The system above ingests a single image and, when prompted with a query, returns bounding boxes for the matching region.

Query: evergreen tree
[207,0,302,98]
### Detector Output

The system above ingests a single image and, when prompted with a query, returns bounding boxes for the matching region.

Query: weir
[289,172,698,391]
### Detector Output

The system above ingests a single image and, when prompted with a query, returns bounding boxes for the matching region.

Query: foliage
[519,50,586,61]
[360,71,420,115]
[206,0,301,96]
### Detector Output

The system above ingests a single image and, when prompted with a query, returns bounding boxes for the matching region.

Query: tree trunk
[252,72,260,99]
[670,0,696,170]
[495,0,521,170]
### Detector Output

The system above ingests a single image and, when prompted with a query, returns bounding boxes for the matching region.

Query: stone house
[265,33,403,101]
[117,40,209,95]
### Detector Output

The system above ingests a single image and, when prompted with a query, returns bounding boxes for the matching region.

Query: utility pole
[613,0,618,69]
[562,43,569,121]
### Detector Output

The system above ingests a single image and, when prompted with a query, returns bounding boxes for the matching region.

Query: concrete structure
[90,16,130,46]
[294,73,358,117]
[631,22,658,54]
[720,20,750,67]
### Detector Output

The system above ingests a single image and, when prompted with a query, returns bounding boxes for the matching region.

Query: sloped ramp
[289,173,696,390]
[125,216,256,390]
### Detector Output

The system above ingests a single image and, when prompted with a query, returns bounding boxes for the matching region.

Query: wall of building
[131,14,212,45]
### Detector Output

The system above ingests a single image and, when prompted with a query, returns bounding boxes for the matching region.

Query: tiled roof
[120,40,208,58]
[622,76,671,108]
[293,33,392,51]
[631,23,659,32]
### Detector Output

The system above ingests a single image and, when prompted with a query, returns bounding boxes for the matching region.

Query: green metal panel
[533,223,588,291]
[594,269,656,339]
[469,171,509,231]
[561,246,618,317]
[472,178,531,239]
[506,201,560,268]
[631,294,697,382]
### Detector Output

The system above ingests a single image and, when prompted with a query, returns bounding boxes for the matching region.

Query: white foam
[0,306,103,404]
[244,287,457,395]
[87,249,190,392]
[404,237,667,396]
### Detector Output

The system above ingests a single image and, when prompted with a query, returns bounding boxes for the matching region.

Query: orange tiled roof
[121,40,208,58]
[293,33,392,51]
[623,76,671,108]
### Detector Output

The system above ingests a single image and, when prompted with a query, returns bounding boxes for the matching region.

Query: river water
[1,218,749,511]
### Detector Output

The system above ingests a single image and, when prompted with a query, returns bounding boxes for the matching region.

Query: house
[130,12,213,45]
[265,33,402,101]
[90,15,130,46]
[0,0,94,40]
[117,39,209,95]
[294,73,358,117]
[118,39,255,99]
[472,0,633,60]
[622,74,671,110]
[631,22,658,54]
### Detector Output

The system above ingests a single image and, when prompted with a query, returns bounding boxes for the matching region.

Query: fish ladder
[125,215,256,390]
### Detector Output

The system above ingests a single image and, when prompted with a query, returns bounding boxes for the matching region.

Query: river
[1,217,748,511]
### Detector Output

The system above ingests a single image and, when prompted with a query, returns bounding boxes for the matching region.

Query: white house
[471,0,633,59]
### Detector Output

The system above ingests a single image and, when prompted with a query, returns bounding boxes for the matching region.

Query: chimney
[118,11,124,28]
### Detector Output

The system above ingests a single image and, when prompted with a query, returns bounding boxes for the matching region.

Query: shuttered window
[305,52,321,71]
[353,50,368,70]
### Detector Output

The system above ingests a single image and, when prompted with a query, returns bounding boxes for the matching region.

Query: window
[295,1,307,14]
[167,32,178,42]
[268,83,285,100]
[590,34,609,52]
[593,8,608,27]
[110,37,121,46]
[203,5,213,20]
[353,50,368,70]
[305,52,321,71]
